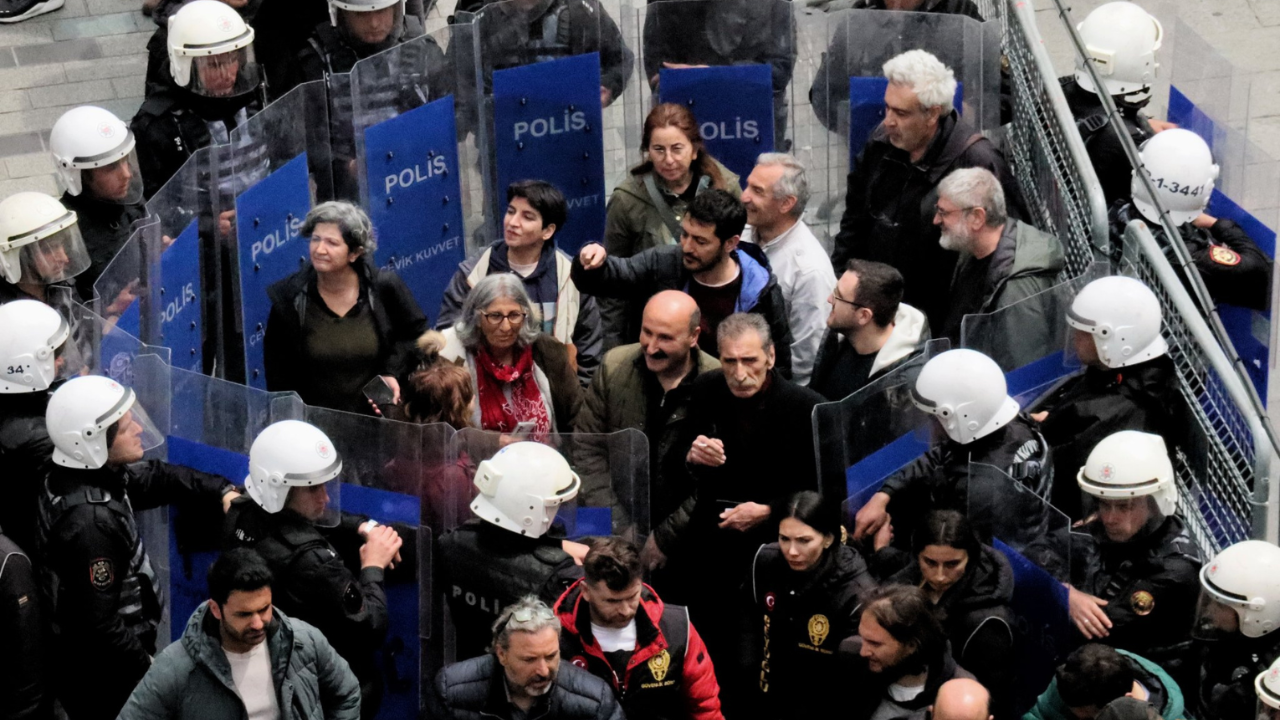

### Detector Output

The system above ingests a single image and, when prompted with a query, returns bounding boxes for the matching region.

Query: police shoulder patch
[1209,245,1241,266]
[89,558,114,590]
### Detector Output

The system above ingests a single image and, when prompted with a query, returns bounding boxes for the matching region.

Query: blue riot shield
[658,64,775,186]
[461,0,631,252]
[811,338,949,527]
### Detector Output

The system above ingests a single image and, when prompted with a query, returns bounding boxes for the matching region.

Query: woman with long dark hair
[892,509,1017,718]
[741,490,877,719]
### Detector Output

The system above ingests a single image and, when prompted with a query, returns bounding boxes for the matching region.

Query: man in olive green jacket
[934,167,1065,362]
[572,291,718,547]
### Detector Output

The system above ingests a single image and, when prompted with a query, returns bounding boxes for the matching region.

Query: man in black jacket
[842,584,974,720]
[830,49,1024,330]
[654,313,824,672]
[573,188,794,378]
[428,596,625,720]
[0,524,52,720]
[38,375,239,720]
[223,419,403,719]
[1030,276,1182,520]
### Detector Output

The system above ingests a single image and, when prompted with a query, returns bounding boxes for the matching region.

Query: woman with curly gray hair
[264,200,427,414]
[438,273,581,438]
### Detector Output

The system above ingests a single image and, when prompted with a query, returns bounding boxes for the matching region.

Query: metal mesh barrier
[1120,220,1269,552]
[998,0,1108,278]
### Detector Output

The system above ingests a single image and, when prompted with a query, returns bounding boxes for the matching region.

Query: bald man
[931,678,994,720]
[573,290,721,543]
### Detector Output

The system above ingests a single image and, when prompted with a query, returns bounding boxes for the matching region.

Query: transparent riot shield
[640,0,795,181]
[812,338,949,528]
[793,7,1001,245]
[53,287,173,387]
[301,406,447,717]
[960,263,1109,402]
[460,0,630,253]
[157,359,301,644]
[352,28,474,324]
[221,86,315,389]
[966,462,1072,715]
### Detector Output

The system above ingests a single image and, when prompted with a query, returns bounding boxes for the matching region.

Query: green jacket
[117,604,362,720]
[1023,650,1185,720]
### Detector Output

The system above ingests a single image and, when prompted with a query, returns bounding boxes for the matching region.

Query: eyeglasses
[481,311,527,326]
[830,291,868,310]
[933,204,975,220]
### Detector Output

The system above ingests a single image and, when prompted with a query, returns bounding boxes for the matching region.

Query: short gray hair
[717,312,773,351]
[455,273,541,349]
[492,596,560,651]
[937,167,1007,228]
[882,50,957,112]
[755,153,809,217]
[301,201,377,256]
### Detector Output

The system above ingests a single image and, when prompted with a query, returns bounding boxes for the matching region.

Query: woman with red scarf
[438,273,582,441]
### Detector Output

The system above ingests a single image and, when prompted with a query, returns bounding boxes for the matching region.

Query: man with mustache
[429,596,624,720]
[117,549,361,720]
[932,167,1063,346]
[656,312,824,677]
[572,290,720,558]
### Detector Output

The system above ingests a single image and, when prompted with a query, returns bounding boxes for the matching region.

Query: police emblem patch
[1209,245,1241,266]
[808,614,830,646]
[648,649,671,682]
[90,558,114,590]
[1131,590,1155,616]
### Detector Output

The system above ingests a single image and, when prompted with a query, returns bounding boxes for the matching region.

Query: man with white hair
[933,166,1063,344]
[832,49,1023,330]
[740,153,836,385]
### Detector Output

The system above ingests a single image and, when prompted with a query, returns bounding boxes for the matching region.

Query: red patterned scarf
[474,344,552,436]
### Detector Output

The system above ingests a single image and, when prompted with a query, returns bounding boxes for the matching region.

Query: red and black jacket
[554,580,724,720]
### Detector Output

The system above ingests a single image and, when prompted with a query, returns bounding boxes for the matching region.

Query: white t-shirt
[509,260,539,277]
[591,620,638,652]
[224,642,280,720]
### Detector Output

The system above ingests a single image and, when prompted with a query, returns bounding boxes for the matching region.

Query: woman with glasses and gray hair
[264,200,427,414]
[437,273,582,439]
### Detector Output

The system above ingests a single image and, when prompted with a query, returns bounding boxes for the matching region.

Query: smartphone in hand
[362,376,397,406]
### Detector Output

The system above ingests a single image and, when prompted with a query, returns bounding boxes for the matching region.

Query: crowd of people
[1,0,1279,720]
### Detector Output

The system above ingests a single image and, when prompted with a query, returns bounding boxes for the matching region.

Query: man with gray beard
[933,167,1064,344]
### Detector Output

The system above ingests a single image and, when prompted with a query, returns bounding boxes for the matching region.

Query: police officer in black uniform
[131,0,267,199]
[1067,432,1202,683]
[1191,539,1280,720]
[37,375,238,720]
[436,441,585,659]
[223,419,403,719]
[0,522,53,720]
[1060,1,1169,206]
[0,300,69,555]
[1110,127,1272,311]
[48,106,148,302]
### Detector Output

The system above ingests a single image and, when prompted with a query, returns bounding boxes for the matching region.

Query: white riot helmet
[1131,129,1218,227]
[1067,276,1167,369]
[244,420,343,520]
[46,375,164,469]
[1078,430,1177,517]
[1257,657,1280,718]
[49,106,143,205]
[168,0,262,98]
[0,192,91,286]
[1074,1,1163,104]
[0,299,69,393]
[329,0,406,38]
[1195,540,1280,640]
[471,442,581,537]
[911,349,1019,445]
